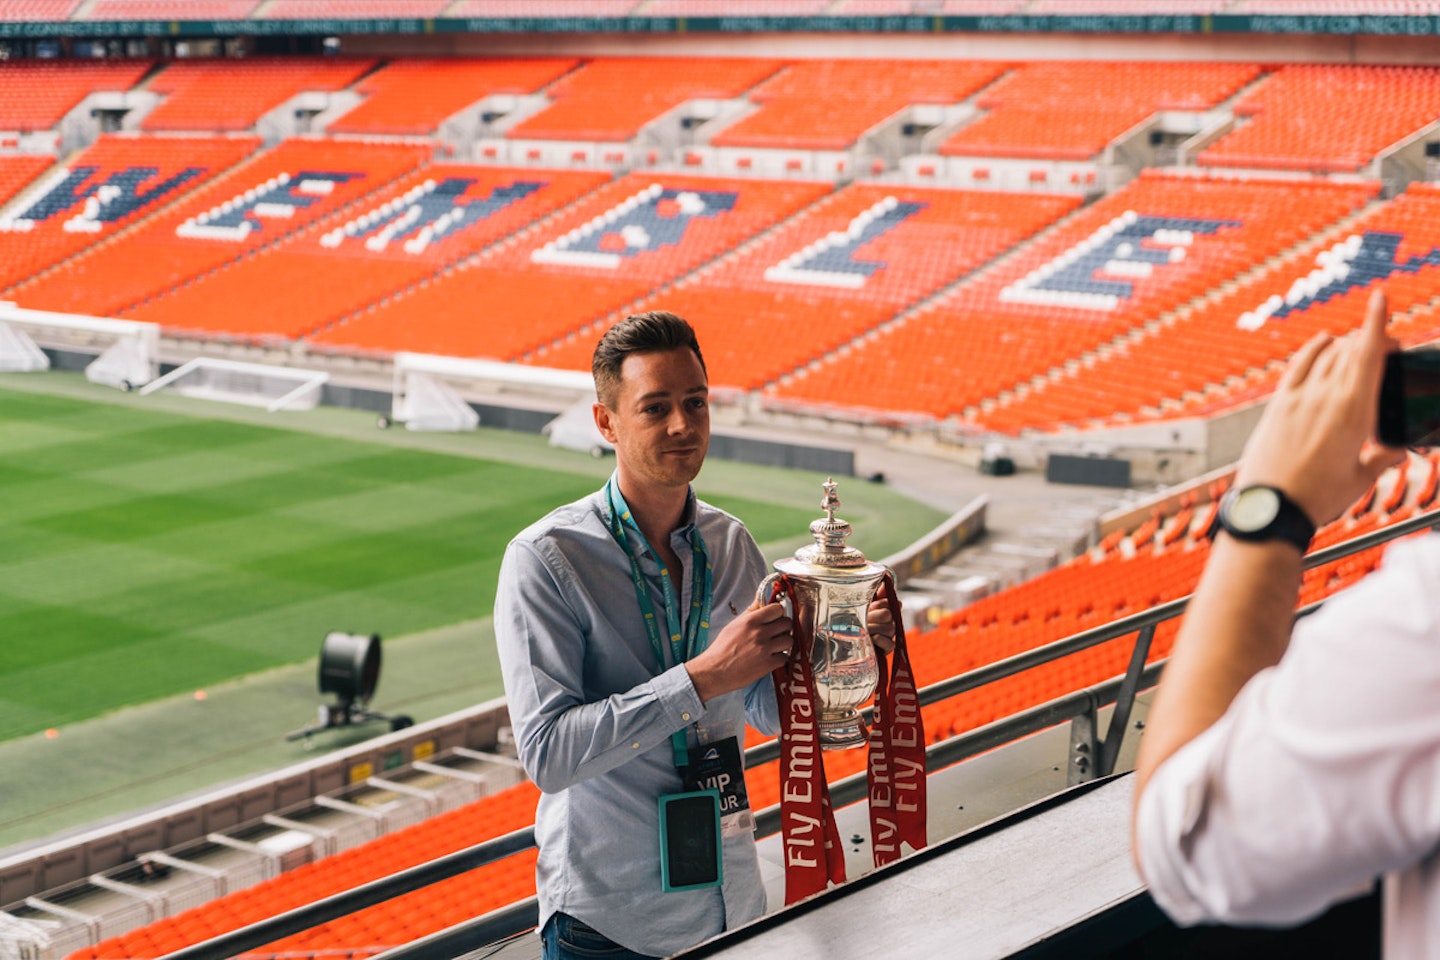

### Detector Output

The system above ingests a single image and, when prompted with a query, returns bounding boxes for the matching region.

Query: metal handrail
[162,508,1440,960]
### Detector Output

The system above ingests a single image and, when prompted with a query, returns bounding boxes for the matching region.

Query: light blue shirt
[495,480,780,956]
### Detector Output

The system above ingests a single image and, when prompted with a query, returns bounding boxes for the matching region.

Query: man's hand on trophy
[686,600,794,704]
[868,581,897,655]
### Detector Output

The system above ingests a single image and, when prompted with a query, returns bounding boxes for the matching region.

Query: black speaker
[318,632,381,707]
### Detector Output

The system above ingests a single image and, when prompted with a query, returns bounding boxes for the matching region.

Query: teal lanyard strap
[605,477,713,770]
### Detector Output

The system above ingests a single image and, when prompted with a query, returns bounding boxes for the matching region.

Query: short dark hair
[592,311,707,408]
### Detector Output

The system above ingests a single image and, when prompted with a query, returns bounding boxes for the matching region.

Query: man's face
[595,348,710,495]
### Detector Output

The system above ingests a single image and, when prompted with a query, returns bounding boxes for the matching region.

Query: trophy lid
[792,478,870,569]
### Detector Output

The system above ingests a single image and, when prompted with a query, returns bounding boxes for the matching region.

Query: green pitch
[0,374,940,749]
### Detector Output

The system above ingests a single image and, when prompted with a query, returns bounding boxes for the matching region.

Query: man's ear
[594,401,618,444]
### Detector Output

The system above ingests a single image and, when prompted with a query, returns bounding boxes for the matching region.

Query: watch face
[1229,487,1280,532]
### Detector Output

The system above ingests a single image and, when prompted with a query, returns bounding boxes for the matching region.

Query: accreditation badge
[685,722,753,837]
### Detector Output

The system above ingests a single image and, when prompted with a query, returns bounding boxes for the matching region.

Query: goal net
[139,358,329,411]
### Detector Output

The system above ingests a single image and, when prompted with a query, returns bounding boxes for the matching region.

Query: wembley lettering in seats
[0,165,206,234]
[764,196,926,289]
[320,178,543,255]
[1237,231,1440,330]
[175,171,362,241]
[530,184,738,268]
[1001,212,1241,310]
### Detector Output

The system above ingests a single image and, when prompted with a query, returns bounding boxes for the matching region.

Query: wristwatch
[1217,485,1316,553]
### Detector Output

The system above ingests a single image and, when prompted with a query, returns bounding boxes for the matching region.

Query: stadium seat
[141,58,376,132]
[13,137,429,319]
[709,59,1006,151]
[312,173,831,360]
[548,184,1079,392]
[938,61,1262,161]
[774,172,1377,424]
[260,0,452,16]
[121,165,612,340]
[1199,64,1440,172]
[447,0,639,13]
[0,59,152,132]
[325,58,579,136]
[505,57,786,143]
[84,0,260,18]
[0,134,259,294]
[0,0,82,20]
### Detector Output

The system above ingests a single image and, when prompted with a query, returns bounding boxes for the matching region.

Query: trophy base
[819,715,867,751]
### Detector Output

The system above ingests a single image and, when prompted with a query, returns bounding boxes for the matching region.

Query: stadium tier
[708,59,1006,152]
[325,58,579,137]
[503,57,786,143]
[0,134,259,293]
[114,165,611,340]
[979,179,1440,432]
[771,172,1378,422]
[536,185,1080,391]
[67,782,542,960]
[938,61,1262,161]
[1198,64,1440,173]
[309,174,832,360]
[11,137,432,318]
[0,59,153,132]
[141,58,376,133]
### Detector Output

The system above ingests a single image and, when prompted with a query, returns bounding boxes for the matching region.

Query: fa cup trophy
[760,478,887,749]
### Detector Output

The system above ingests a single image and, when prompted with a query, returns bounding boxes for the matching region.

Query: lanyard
[604,476,713,769]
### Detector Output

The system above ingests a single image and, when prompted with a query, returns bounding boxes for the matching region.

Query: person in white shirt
[1131,288,1440,959]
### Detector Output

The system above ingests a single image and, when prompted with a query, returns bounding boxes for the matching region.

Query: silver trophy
[760,479,888,749]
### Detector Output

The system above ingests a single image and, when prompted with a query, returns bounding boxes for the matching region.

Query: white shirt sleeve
[1135,536,1440,927]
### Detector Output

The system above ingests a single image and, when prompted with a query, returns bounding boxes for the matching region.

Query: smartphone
[1379,349,1440,448]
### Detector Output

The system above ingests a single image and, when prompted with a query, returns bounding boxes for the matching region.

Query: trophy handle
[757,572,785,606]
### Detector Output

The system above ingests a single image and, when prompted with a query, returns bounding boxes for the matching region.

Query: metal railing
[163,508,1440,960]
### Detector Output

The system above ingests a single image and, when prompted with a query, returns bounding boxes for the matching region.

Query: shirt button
[681,712,692,721]
[631,741,640,749]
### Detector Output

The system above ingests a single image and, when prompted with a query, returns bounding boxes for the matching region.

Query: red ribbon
[769,572,928,905]
[867,571,927,866]
[770,575,847,903]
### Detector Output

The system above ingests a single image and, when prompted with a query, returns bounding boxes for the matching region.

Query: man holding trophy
[496,311,900,960]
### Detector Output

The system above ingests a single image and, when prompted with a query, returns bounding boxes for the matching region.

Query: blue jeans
[541,912,660,960]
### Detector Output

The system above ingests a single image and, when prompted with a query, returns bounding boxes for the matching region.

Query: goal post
[388,352,594,433]
[0,302,159,389]
[139,357,329,412]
